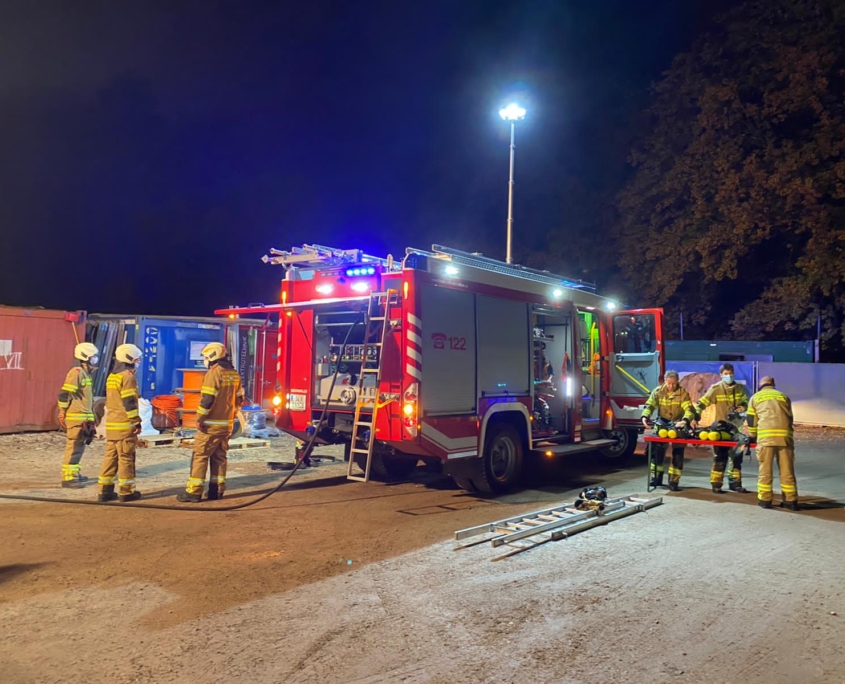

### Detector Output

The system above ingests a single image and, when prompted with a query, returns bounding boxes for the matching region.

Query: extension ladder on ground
[347,290,399,482]
[454,495,663,548]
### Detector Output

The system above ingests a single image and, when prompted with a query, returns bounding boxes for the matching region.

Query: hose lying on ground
[0,314,365,512]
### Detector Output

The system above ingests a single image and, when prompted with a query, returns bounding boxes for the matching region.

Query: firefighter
[641,370,695,491]
[98,344,143,502]
[695,363,749,493]
[746,376,798,510]
[177,342,244,503]
[57,342,99,488]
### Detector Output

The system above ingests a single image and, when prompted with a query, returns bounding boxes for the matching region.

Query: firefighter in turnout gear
[695,363,749,493]
[641,370,695,491]
[98,344,143,502]
[57,342,99,488]
[746,376,799,510]
[177,342,244,503]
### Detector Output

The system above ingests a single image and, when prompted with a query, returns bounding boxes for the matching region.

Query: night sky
[0,0,736,317]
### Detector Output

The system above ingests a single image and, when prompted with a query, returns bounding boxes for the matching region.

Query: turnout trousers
[710,446,744,489]
[61,424,87,482]
[756,446,797,503]
[185,431,230,496]
[650,443,685,484]
[98,435,138,495]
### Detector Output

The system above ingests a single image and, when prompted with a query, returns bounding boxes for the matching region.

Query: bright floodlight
[499,103,526,121]
[605,300,618,312]
[445,265,459,276]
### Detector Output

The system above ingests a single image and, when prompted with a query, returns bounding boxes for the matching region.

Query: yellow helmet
[115,343,143,364]
[74,342,99,363]
[201,342,227,363]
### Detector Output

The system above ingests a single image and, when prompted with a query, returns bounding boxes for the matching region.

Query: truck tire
[454,423,524,495]
[600,428,638,459]
[354,450,418,481]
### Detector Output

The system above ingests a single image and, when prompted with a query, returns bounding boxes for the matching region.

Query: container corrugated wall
[0,306,86,433]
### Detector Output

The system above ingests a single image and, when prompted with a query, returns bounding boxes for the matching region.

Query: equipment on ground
[455,494,662,549]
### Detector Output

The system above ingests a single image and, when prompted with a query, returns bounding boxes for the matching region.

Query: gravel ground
[1,427,843,683]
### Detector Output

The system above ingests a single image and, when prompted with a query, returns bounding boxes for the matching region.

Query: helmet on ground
[579,486,608,501]
[74,342,99,363]
[115,343,143,364]
[201,342,227,363]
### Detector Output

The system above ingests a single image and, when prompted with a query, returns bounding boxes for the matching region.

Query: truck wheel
[600,428,638,459]
[354,451,418,481]
[455,424,524,495]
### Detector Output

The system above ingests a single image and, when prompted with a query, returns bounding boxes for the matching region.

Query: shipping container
[0,306,86,433]
[87,314,278,406]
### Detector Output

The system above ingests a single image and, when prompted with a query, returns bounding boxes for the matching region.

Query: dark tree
[615,0,845,351]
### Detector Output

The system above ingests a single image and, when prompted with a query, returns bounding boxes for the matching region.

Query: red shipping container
[0,306,86,433]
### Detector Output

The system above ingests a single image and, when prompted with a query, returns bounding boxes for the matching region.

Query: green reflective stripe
[61,384,79,392]
[781,484,797,492]
[98,477,116,485]
[58,401,70,409]
[699,397,711,407]
[196,406,210,416]
[757,483,773,491]
[120,389,137,398]
[201,386,219,396]
[126,410,139,419]
[204,419,233,426]
[67,412,95,420]
[106,422,132,429]
[757,429,792,437]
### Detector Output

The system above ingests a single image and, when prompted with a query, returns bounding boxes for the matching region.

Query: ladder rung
[362,368,379,373]
[351,448,371,454]
[368,317,386,322]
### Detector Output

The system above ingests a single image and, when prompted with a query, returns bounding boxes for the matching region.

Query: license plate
[288,394,307,412]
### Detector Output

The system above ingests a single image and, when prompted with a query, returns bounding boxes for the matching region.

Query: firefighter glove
[58,413,67,430]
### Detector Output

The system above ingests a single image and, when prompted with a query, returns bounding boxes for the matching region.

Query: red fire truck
[218,244,664,493]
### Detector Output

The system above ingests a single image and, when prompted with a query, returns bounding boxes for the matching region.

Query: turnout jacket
[105,362,141,439]
[641,384,695,423]
[197,359,245,434]
[696,380,748,422]
[57,364,94,427]
[746,388,794,448]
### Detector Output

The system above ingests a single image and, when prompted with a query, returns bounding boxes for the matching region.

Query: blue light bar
[345,266,376,277]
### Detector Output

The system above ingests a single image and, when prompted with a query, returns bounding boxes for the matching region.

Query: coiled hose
[0,314,364,512]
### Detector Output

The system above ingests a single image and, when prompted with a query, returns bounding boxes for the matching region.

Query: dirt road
[1,428,843,683]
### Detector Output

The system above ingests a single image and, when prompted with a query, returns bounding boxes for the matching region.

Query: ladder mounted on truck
[455,495,663,550]
[261,244,402,274]
[347,289,399,482]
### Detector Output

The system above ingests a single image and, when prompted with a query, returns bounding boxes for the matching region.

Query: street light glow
[499,103,526,121]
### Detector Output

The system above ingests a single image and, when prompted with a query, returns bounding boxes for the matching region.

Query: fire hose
[0,314,365,512]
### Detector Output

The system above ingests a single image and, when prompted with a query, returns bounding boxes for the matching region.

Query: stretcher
[643,436,757,493]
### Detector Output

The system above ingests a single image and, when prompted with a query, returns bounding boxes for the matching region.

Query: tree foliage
[615,0,845,350]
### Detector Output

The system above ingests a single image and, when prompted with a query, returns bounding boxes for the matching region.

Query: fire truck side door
[609,309,663,398]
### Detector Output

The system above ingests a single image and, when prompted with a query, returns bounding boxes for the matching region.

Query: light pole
[499,102,526,264]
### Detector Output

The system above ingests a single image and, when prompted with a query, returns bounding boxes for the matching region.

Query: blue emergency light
[345,266,376,277]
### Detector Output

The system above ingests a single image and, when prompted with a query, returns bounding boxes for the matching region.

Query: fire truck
[218,244,664,494]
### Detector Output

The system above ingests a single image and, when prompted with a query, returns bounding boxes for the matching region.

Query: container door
[609,308,664,408]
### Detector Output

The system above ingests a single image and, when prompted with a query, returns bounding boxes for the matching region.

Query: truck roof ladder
[423,244,596,292]
[262,244,402,273]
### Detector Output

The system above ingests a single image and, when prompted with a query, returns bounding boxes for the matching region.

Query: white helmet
[74,342,99,363]
[201,342,227,364]
[115,343,143,365]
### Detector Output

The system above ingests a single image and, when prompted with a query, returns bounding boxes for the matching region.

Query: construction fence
[667,360,845,428]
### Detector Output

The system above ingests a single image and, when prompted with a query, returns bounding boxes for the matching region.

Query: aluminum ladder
[455,495,663,548]
[346,290,397,482]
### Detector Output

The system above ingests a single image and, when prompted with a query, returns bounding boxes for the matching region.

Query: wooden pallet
[138,434,183,448]
[180,437,271,450]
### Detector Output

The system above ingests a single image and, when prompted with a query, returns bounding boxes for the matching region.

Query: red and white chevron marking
[406,312,422,380]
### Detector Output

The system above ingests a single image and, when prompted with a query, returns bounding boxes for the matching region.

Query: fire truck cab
[218,244,664,494]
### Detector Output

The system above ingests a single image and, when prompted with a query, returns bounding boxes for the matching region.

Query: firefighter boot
[668,481,680,492]
[206,483,222,501]
[729,483,749,493]
[712,485,724,494]
[98,485,118,502]
[781,500,800,511]
[119,491,142,503]
[758,499,772,509]
[62,480,85,489]
[177,491,202,503]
